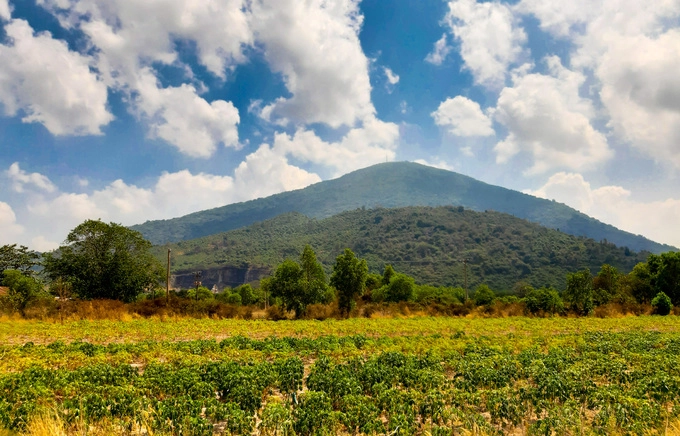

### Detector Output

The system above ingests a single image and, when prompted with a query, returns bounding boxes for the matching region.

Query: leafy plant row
[2,331,680,435]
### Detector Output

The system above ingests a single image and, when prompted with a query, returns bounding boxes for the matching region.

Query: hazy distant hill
[155,206,649,292]
[134,162,675,253]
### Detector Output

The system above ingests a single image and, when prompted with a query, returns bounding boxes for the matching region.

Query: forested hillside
[134,162,675,253]
[154,206,649,291]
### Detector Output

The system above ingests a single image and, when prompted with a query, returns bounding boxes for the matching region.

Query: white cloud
[0,19,112,135]
[40,0,252,80]
[252,0,374,128]
[414,158,455,171]
[528,172,680,248]
[518,0,680,170]
[0,202,24,244]
[425,33,452,65]
[383,67,400,85]
[432,96,494,137]
[494,57,612,174]
[11,146,321,250]
[0,0,11,20]
[6,162,57,193]
[445,0,527,87]
[134,69,240,158]
[34,0,250,156]
[272,117,399,176]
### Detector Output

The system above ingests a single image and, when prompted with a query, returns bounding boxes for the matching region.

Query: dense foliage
[157,206,650,291]
[43,220,163,302]
[2,321,680,435]
[0,244,40,276]
[133,162,673,253]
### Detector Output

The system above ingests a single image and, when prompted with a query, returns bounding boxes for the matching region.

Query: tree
[524,287,563,315]
[2,269,44,315]
[385,273,415,303]
[43,220,163,303]
[269,246,327,318]
[330,248,368,317]
[473,284,495,306]
[0,244,41,276]
[564,269,594,315]
[592,264,620,306]
[651,292,673,315]
[649,252,680,305]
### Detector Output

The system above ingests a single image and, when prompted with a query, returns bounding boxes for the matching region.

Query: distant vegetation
[156,206,650,292]
[133,162,675,253]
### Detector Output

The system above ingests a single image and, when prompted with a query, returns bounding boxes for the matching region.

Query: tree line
[1,219,678,318]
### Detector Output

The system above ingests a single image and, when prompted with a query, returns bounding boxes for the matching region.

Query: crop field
[1,316,680,435]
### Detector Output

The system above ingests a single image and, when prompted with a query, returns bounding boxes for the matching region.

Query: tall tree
[564,269,594,315]
[330,248,367,317]
[0,244,41,276]
[649,252,680,305]
[269,246,327,318]
[43,220,163,302]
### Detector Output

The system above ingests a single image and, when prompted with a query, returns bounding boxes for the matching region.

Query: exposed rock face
[172,265,271,290]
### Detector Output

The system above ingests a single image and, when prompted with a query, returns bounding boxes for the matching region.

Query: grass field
[2,316,680,435]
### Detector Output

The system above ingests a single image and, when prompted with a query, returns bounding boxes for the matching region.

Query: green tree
[473,284,495,306]
[627,262,655,303]
[42,220,163,303]
[385,273,415,303]
[381,264,396,286]
[592,264,620,306]
[651,291,673,315]
[269,246,327,318]
[330,248,368,317]
[564,269,594,315]
[0,244,41,276]
[235,284,257,305]
[649,252,680,305]
[2,269,44,315]
[524,287,563,315]
[299,245,328,306]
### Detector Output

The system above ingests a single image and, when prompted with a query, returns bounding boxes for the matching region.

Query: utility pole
[166,249,171,304]
[463,258,469,302]
[194,271,202,302]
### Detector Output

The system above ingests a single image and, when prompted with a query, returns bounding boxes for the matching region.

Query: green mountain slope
[155,206,650,292]
[134,162,675,253]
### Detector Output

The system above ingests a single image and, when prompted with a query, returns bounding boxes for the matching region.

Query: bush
[651,291,673,315]
[524,287,564,315]
[473,284,495,306]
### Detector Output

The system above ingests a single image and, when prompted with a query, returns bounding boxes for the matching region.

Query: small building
[211,284,219,294]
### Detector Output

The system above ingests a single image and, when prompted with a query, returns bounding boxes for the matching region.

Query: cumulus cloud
[0,0,10,20]
[272,117,399,176]
[134,70,240,158]
[425,33,452,65]
[444,0,527,87]
[6,162,57,193]
[252,0,374,128]
[432,96,494,137]
[414,158,455,171]
[10,149,321,250]
[528,172,680,248]
[0,19,112,135]
[518,0,680,169]
[33,0,250,156]
[40,0,252,80]
[494,57,612,174]
[0,202,24,244]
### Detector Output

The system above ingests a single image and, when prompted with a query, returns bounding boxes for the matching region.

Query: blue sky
[1,0,679,250]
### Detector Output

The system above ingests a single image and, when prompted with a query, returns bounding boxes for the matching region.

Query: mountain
[133,162,675,253]
[155,206,649,292]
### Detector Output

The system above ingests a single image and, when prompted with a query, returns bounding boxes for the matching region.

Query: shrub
[651,292,673,315]
[473,284,495,306]
[524,287,564,315]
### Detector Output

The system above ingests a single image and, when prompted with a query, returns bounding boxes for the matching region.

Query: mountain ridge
[156,206,650,291]
[133,162,675,253]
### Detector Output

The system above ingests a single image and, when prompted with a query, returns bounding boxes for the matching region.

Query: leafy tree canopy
[43,220,162,302]
[330,248,368,316]
[0,244,41,276]
[2,269,45,314]
[269,246,327,317]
